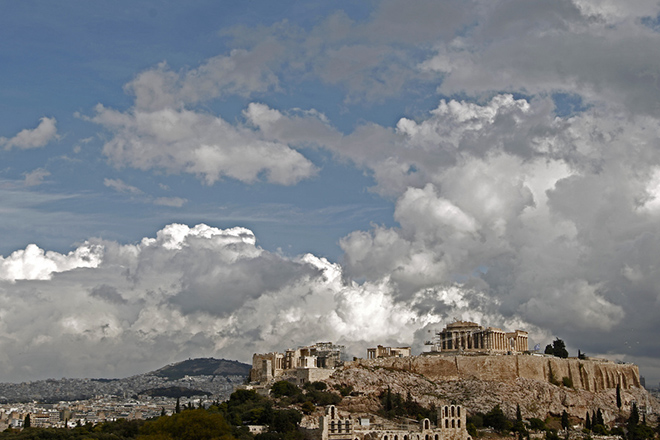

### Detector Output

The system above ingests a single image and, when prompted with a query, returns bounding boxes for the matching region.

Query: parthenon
[427,320,528,354]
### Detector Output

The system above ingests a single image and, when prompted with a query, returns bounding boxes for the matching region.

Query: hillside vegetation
[152,358,251,380]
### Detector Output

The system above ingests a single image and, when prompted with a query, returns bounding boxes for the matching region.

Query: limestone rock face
[347,355,640,391]
[325,356,658,421]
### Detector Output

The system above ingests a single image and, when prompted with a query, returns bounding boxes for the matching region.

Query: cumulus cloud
[419,0,660,114]
[0,223,501,382]
[90,105,317,186]
[0,117,58,150]
[331,94,660,367]
[0,243,103,281]
[17,0,660,384]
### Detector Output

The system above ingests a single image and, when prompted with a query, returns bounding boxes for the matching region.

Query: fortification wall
[349,355,640,391]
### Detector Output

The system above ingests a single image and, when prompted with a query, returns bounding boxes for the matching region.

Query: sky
[2,0,660,386]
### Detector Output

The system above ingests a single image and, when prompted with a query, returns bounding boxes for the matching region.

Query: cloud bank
[0,223,524,381]
[7,0,660,384]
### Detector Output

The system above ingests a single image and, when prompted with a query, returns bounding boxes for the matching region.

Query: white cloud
[419,1,660,114]
[0,223,496,382]
[328,93,660,365]
[104,178,143,194]
[125,42,282,111]
[0,117,58,150]
[91,105,317,186]
[0,242,103,282]
[23,168,51,187]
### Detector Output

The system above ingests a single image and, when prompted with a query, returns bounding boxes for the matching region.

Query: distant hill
[150,358,251,380]
[140,386,212,398]
[0,357,250,403]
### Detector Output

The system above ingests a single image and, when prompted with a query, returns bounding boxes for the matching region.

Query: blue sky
[0,1,398,258]
[3,0,660,386]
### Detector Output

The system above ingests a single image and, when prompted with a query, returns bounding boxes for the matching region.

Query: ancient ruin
[321,405,471,440]
[426,320,528,354]
[366,346,411,359]
[250,342,344,384]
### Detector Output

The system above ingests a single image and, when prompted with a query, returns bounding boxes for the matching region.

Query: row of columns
[440,329,526,352]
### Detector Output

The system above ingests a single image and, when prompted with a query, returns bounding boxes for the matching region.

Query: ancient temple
[428,321,528,354]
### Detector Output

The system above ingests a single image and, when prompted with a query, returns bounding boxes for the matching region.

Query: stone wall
[349,355,640,391]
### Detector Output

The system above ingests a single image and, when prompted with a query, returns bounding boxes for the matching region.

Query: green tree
[139,408,232,440]
[528,418,546,431]
[385,386,393,412]
[550,339,569,358]
[626,403,654,440]
[545,429,560,440]
[271,381,301,398]
[484,405,511,432]
[585,412,591,431]
[467,422,478,438]
[591,408,607,435]
[617,383,622,410]
[175,397,181,414]
[300,401,315,415]
[270,409,302,434]
[561,410,569,431]
[23,414,30,429]
[628,402,639,429]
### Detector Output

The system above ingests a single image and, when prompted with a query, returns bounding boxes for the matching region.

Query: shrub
[301,401,315,414]
[528,418,546,431]
[335,384,354,397]
[271,381,301,398]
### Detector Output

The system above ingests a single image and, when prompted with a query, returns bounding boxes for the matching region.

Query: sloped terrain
[325,363,659,423]
[151,358,251,380]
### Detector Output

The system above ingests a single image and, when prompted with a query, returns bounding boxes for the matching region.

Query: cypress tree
[175,397,181,414]
[617,383,622,409]
[517,404,522,422]
[596,408,604,426]
[385,386,393,411]
[23,414,31,428]
[628,403,639,427]
[586,412,591,430]
[561,410,569,430]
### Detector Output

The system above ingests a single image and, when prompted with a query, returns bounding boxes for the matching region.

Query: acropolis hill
[250,321,657,421]
[252,320,640,392]
[349,354,641,392]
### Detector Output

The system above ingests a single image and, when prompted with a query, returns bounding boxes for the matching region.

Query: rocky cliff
[326,355,657,422]
[349,354,640,391]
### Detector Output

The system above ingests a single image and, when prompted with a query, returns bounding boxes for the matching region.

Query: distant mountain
[151,358,251,380]
[0,357,250,403]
